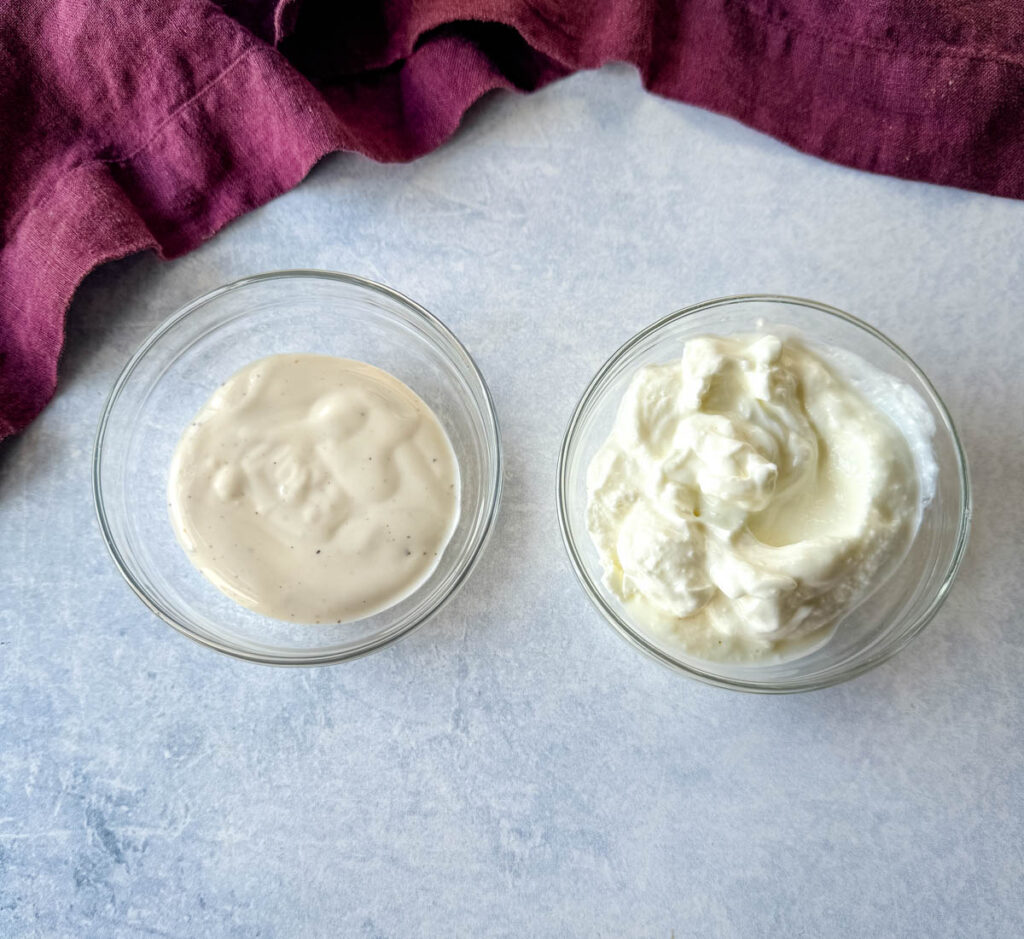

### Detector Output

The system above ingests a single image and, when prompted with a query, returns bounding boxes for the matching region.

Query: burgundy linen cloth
[2,1,1024,439]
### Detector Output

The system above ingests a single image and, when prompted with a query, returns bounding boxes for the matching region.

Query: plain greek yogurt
[585,333,935,662]
[168,354,460,624]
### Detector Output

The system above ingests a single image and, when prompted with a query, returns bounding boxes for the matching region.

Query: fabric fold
[2,0,1023,439]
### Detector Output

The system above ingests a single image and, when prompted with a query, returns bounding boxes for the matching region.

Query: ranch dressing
[168,355,460,624]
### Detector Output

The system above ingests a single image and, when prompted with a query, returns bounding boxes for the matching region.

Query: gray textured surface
[1,65,1022,938]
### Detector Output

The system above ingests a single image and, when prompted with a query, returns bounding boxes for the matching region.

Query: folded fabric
[2,0,1022,439]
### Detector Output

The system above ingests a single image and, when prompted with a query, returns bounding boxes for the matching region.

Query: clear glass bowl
[558,295,971,693]
[94,271,502,665]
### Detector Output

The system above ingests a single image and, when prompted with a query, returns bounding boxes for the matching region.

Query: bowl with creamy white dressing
[558,295,970,692]
[94,271,502,665]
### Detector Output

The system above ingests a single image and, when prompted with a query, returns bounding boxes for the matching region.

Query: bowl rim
[93,268,503,666]
[556,293,972,693]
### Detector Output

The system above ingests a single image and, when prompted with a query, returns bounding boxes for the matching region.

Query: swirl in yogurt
[586,333,934,662]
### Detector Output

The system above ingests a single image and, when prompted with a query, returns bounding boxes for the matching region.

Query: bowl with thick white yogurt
[94,271,502,665]
[558,295,970,692]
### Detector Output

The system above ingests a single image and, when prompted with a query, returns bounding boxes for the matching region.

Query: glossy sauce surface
[168,355,460,623]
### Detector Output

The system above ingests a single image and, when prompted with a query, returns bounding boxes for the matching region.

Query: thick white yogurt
[586,333,934,662]
[168,355,459,624]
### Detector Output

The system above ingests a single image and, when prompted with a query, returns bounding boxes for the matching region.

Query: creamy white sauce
[586,333,935,663]
[168,355,460,624]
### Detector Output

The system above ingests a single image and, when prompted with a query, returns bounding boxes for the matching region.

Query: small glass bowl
[94,271,502,665]
[558,295,971,693]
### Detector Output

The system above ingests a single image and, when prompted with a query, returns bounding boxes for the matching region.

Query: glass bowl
[557,295,971,693]
[94,270,502,665]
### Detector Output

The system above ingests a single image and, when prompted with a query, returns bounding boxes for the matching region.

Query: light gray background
[1,65,1021,937]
